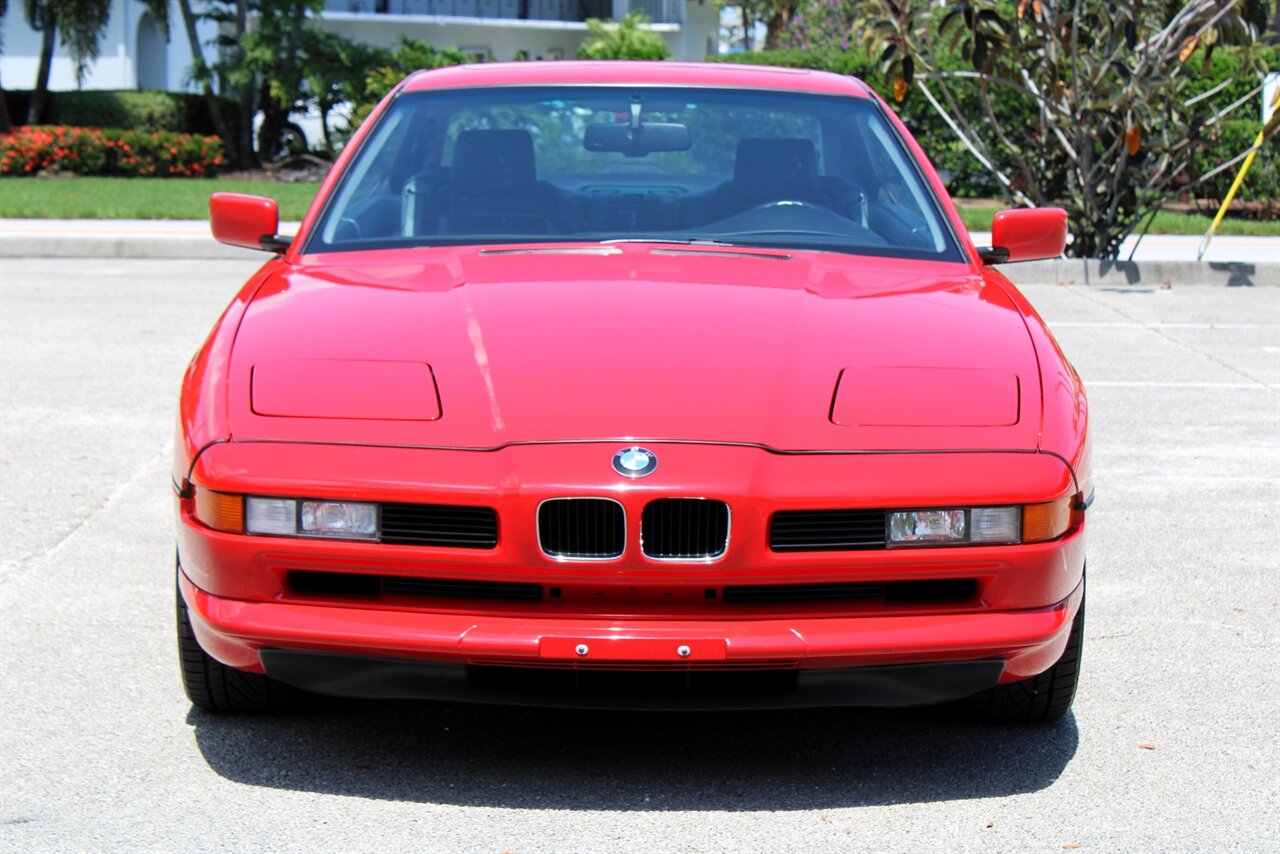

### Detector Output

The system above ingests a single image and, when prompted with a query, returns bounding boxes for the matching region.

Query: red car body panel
[219,248,1041,451]
[176,62,1089,708]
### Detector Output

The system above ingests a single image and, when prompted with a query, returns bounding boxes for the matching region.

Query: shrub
[3,89,240,137]
[713,46,1277,207]
[1182,46,1279,214]
[0,126,226,178]
[349,38,470,131]
[711,48,1005,196]
[576,12,669,60]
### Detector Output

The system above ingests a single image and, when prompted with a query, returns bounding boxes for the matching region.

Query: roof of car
[400,60,873,98]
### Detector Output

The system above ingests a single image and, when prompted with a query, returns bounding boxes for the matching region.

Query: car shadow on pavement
[189,699,1078,810]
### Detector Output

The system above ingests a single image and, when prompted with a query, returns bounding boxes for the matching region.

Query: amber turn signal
[1023,497,1072,543]
[194,487,244,534]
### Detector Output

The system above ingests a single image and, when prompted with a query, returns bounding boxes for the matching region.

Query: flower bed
[0,126,225,177]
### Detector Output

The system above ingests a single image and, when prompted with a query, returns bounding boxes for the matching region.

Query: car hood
[227,244,1042,452]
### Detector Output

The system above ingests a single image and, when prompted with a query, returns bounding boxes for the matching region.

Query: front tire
[176,571,297,713]
[959,578,1085,723]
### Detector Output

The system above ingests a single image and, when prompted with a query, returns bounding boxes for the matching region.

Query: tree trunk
[763,5,793,51]
[27,2,56,124]
[319,105,333,157]
[741,7,752,52]
[234,0,254,168]
[175,0,236,161]
[257,79,285,164]
[0,90,12,134]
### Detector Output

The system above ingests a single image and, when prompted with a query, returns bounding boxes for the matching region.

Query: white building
[317,0,718,63]
[0,0,718,96]
[0,0,210,93]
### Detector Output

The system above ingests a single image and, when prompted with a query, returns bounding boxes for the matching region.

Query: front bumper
[178,440,1087,706]
[179,567,1082,706]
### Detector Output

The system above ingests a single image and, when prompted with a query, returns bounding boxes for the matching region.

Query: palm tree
[576,11,669,60]
[0,0,11,132]
[173,0,238,160]
[23,0,171,124]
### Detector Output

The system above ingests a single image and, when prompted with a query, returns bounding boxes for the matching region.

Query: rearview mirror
[210,192,290,252]
[584,121,691,157]
[979,207,1068,264]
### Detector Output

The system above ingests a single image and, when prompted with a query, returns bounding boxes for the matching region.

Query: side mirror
[210,192,290,252]
[978,207,1067,264]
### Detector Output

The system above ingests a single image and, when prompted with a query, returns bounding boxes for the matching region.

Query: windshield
[307,86,964,262]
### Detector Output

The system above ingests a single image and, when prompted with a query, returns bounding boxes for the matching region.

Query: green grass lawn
[1,176,1276,237]
[0,177,321,221]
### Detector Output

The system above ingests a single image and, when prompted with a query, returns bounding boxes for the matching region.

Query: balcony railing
[322,0,683,24]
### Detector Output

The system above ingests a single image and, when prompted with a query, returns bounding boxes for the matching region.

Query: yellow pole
[1197,88,1280,261]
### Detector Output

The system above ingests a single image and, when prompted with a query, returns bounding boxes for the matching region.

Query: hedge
[711,48,1035,198]
[1180,47,1279,211]
[712,46,1279,208]
[0,126,225,177]
[4,89,240,137]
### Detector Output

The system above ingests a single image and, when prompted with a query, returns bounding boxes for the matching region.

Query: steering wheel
[745,199,832,214]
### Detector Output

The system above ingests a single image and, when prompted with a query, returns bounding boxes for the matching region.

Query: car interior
[316,88,957,259]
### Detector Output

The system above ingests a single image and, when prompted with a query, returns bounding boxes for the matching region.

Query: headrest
[734,137,819,185]
[452,129,537,192]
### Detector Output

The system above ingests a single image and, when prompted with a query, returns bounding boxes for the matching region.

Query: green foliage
[48,0,111,86]
[349,38,471,129]
[0,126,225,177]
[1181,45,1279,212]
[711,46,874,76]
[711,48,1029,197]
[576,12,669,60]
[223,0,324,114]
[817,1,1271,256]
[213,0,323,158]
[713,38,1278,216]
[3,89,240,136]
[299,26,385,153]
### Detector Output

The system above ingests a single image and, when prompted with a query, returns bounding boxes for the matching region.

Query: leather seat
[707,137,824,220]
[438,129,566,234]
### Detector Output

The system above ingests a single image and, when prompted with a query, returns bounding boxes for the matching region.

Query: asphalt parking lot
[1,258,1276,852]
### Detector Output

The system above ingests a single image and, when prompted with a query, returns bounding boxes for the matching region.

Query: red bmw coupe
[176,61,1090,721]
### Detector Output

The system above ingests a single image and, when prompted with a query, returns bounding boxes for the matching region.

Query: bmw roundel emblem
[612,446,657,478]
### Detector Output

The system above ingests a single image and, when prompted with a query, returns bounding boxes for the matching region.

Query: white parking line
[1087,380,1278,389]
[1049,322,1280,329]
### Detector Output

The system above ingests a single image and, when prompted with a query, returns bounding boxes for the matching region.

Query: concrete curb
[0,234,253,260]
[2,226,1276,286]
[999,258,1280,288]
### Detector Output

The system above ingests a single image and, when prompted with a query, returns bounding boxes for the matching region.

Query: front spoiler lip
[179,568,1083,686]
[258,649,1006,710]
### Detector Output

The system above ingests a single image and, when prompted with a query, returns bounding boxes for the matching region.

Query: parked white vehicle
[252,102,354,157]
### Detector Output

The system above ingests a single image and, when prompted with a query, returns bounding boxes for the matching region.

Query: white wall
[676,0,718,60]
[0,0,717,97]
[0,0,216,93]
[315,0,717,62]
[317,15,591,61]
